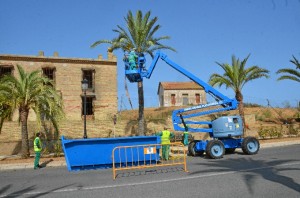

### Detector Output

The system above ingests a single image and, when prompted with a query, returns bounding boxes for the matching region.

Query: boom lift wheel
[206,140,225,159]
[242,136,260,155]
[188,140,204,156]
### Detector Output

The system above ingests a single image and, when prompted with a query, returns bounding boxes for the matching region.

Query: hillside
[119,106,300,140]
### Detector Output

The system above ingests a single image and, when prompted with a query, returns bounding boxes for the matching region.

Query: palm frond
[276,56,300,82]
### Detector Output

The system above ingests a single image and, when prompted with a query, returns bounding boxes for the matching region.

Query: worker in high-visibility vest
[33,132,43,169]
[156,126,174,160]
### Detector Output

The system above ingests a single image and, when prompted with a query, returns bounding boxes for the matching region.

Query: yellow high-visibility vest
[161,130,171,145]
[34,137,42,152]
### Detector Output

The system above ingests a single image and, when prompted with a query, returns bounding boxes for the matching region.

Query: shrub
[268,127,283,138]
[288,124,300,136]
[258,126,283,139]
[53,141,63,157]
[244,103,262,107]
[258,128,269,139]
[262,109,272,119]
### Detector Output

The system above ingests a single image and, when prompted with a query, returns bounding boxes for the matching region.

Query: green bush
[258,125,269,139]
[256,115,265,121]
[244,103,262,107]
[53,141,63,157]
[288,124,300,136]
[258,126,283,139]
[268,127,283,138]
[293,111,300,119]
[258,128,268,139]
[262,109,272,119]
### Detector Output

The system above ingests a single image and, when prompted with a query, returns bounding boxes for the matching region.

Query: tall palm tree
[276,55,300,83]
[91,10,175,135]
[0,65,65,158]
[208,55,270,135]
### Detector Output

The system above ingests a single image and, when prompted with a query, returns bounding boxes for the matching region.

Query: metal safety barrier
[112,142,188,179]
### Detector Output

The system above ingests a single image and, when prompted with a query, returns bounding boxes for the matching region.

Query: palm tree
[0,65,65,158]
[276,55,300,83]
[208,55,270,135]
[91,10,175,135]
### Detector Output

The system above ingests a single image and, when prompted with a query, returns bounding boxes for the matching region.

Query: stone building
[157,81,207,107]
[0,51,118,151]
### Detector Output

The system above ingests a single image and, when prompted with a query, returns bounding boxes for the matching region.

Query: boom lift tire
[242,136,260,155]
[206,140,225,159]
[188,140,204,156]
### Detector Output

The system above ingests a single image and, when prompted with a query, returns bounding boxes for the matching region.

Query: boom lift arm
[126,51,238,134]
[124,51,260,159]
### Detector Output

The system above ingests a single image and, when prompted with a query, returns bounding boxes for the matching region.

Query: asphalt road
[0,144,300,198]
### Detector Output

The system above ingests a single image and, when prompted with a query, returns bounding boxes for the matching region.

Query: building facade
[0,51,118,140]
[157,81,207,107]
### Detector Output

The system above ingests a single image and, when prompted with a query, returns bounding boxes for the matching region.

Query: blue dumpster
[61,136,161,171]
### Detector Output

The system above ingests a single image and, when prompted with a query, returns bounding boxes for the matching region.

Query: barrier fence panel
[112,142,188,179]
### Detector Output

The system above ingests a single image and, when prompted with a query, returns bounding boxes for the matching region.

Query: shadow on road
[116,167,184,179]
[189,158,300,194]
[40,159,54,168]
[0,183,74,198]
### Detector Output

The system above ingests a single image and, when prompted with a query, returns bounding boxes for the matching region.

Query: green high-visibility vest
[34,137,42,152]
[161,130,171,145]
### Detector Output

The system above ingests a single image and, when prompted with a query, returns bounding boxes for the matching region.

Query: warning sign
[144,147,156,154]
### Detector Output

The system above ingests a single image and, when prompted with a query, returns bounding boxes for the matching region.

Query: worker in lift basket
[156,126,174,160]
[128,48,138,70]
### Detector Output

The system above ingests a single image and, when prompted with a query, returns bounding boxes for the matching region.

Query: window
[42,67,56,87]
[42,67,56,80]
[82,96,94,116]
[195,94,201,104]
[82,69,95,91]
[171,94,176,106]
[182,94,189,105]
[0,66,13,77]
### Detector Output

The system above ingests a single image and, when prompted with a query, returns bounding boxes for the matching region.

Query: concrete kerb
[0,140,299,171]
[0,160,66,171]
[0,154,66,171]
[260,140,300,148]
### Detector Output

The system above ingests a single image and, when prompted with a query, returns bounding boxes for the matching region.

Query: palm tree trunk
[137,81,145,136]
[236,91,246,137]
[20,107,30,158]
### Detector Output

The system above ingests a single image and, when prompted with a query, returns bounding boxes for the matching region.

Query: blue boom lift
[124,51,260,159]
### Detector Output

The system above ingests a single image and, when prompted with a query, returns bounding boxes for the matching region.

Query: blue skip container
[61,136,161,171]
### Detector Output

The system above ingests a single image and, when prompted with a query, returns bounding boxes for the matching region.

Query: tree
[276,55,300,83]
[0,65,65,158]
[208,55,270,135]
[91,10,175,135]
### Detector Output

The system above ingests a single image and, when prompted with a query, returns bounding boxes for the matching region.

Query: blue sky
[1,0,299,110]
